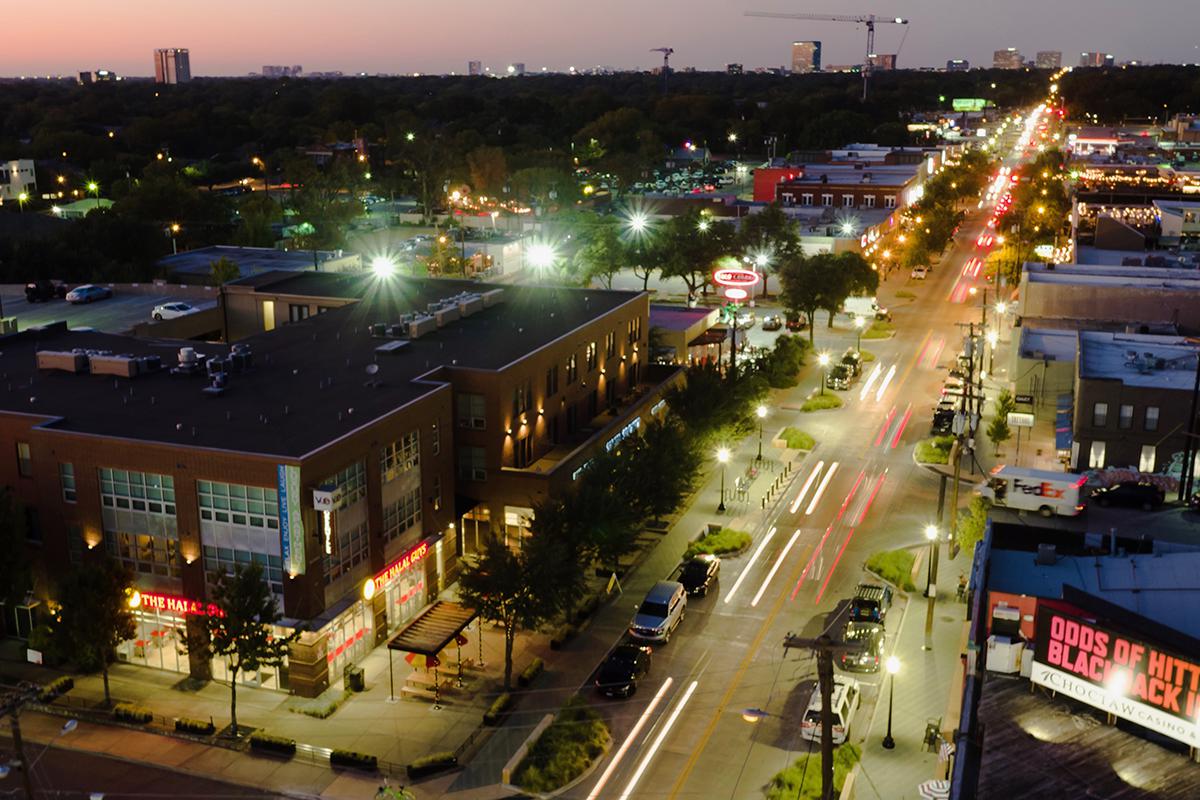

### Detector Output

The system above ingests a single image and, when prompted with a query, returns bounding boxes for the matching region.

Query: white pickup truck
[843,296,891,321]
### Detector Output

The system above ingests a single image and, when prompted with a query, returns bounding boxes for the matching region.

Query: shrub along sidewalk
[780,427,815,451]
[512,696,610,794]
[915,436,954,464]
[684,528,751,559]
[866,549,916,592]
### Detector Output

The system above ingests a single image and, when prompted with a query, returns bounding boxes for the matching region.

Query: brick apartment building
[0,272,679,695]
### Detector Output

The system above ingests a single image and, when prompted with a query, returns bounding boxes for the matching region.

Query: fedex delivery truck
[976,466,1087,517]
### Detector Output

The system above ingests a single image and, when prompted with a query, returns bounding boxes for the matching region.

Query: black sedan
[839,622,885,673]
[1090,481,1165,510]
[595,643,652,698]
[762,314,783,331]
[678,554,720,596]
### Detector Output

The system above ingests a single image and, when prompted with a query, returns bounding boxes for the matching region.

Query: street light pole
[854,316,865,354]
[882,656,899,749]
[756,405,767,463]
[717,447,730,513]
[818,353,831,397]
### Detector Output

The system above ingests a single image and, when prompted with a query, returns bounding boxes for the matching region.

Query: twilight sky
[8,0,1198,77]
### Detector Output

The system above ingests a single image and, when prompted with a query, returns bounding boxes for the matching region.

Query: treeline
[1060,65,1200,124]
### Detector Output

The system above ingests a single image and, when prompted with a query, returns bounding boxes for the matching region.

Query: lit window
[1139,445,1156,473]
[1092,402,1108,427]
[1088,441,1106,468]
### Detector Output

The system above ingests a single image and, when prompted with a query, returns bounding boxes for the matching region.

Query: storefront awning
[688,327,729,347]
[386,600,478,658]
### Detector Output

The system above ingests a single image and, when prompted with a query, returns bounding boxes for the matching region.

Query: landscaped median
[684,527,751,559]
[779,427,815,451]
[861,320,895,340]
[800,393,843,413]
[914,435,954,465]
[865,549,917,592]
[509,696,610,795]
[766,743,861,800]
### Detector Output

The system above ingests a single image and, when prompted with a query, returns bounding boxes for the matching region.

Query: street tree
[466,146,508,197]
[209,256,241,285]
[202,563,299,735]
[655,209,737,302]
[623,418,703,524]
[573,214,627,289]
[51,558,136,706]
[987,414,1012,455]
[737,202,800,297]
[779,253,833,343]
[233,193,281,248]
[457,532,583,690]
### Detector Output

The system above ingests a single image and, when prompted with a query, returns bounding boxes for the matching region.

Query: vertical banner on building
[277,464,306,575]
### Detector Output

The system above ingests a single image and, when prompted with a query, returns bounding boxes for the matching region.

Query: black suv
[849,583,893,625]
[1090,481,1165,510]
[25,280,66,302]
[841,348,863,377]
[826,364,852,390]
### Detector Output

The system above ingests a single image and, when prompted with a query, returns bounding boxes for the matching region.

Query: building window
[512,379,533,419]
[324,520,369,585]
[566,353,578,383]
[884,196,896,209]
[843,195,855,208]
[198,481,279,529]
[456,393,486,429]
[1118,404,1133,429]
[801,193,813,206]
[458,446,487,482]
[16,442,31,478]
[432,475,442,512]
[514,435,533,469]
[107,531,181,578]
[324,460,367,506]
[821,193,833,207]
[546,365,559,397]
[60,463,76,503]
[1092,402,1108,427]
[1145,406,1160,432]
[381,431,420,482]
[204,546,283,595]
[382,486,422,542]
[99,468,176,516]
[566,405,579,435]
[431,422,440,455]
[864,195,876,208]
[605,331,617,359]
[586,341,598,371]
[288,304,310,322]
[1139,444,1157,473]
[626,317,642,345]
[1088,441,1106,468]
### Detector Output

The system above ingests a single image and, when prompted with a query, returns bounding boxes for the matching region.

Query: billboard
[952,98,989,112]
[1032,606,1200,747]
[277,464,306,576]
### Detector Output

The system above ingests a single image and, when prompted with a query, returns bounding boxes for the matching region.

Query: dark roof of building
[650,305,714,332]
[158,246,347,279]
[1,276,645,458]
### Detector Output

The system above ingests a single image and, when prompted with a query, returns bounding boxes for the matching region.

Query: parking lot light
[818,352,831,397]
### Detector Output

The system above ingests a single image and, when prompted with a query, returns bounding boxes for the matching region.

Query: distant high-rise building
[78,69,118,85]
[726,63,744,75]
[868,53,897,71]
[791,41,821,73]
[1035,51,1062,69]
[1080,52,1115,68]
[946,59,969,71]
[506,63,525,76]
[262,65,302,77]
[468,61,482,76]
[153,48,191,84]
[993,48,1023,69]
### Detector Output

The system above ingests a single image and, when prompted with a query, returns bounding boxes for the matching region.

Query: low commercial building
[1,273,678,694]
[158,245,362,282]
[953,522,1200,797]
[1018,263,1200,334]
[1153,199,1200,248]
[1,159,36,203]
[649,304,721,365]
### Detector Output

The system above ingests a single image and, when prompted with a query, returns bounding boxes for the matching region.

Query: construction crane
[651,47,674,93]
[745,11,908,101]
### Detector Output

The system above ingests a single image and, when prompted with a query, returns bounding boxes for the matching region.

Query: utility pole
[2,683,44,800]
[783,633,860,800]
[949,323,978,559]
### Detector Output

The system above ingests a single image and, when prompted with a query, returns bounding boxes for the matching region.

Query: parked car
[151,302,197,321]
[785,314,807,332]
[761,314,783,331]
[1090,481,1165,510]
[931,409,955,435]
[826,364,852,390]
[849,583,893,625]
[839,622,886,673]
[736,309,757,329]
[910,265,928,280]
[678,554,720,597]
[841,348,863,377]
[24,280,67,302]
[629,581,687,643]
[594,643,652,698]
[65,284,112,304]
[800,676,861,744]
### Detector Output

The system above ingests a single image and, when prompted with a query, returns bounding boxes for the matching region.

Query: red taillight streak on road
[836,470,867,521]
[814,525,857,606]
[805,461,839,515]
[928,337,946,368]
[793,523,834,598]
[789,462,824,514]
[890,404,913,449]
[854,469,889,527]
[873,406,896,447]
[915,337,932,369]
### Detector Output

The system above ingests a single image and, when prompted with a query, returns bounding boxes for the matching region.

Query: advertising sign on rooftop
[1032,606,1200,747]
[952,98,989,112]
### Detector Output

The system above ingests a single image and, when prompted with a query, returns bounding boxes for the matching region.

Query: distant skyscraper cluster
[791,41,821,74]
[1035,51,1063,69]
[262,65,302,77]
[153,48,191,84]
[1080,51,1115,67]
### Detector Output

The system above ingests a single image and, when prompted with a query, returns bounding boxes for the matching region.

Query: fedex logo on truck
[1012,478,1065,498]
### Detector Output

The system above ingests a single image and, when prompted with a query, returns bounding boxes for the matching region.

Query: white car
[910,266,928,280]
[65,284,112,304]
[151,302,196,321]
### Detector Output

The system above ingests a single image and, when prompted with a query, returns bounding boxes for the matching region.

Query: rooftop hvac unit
[1035,543,1057,566]
[89,354,142,378]
[408,314,437,339]
[36,351,88,373]
[370,323,387,338]
[387,323,407,338]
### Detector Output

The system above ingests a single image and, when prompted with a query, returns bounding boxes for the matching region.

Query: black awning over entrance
[386,600,478,657]
[689,326,729,347]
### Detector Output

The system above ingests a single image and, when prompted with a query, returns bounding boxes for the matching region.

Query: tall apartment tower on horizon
[791,41,821,74]
[1035,51,1062,69]
[154,48,191,84]
[993,48,1023,69]
[468,60,482,76]
[1080,52,1115,67]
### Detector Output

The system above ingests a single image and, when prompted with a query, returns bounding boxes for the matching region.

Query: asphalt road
[0,286,216,334]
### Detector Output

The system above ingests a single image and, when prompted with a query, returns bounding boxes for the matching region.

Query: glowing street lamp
[882,656,900,749]
[697,218,711,233]
[17,192,28,213]
[527,242,558,272]
[756,405,768,463]
[87,181,99,210]
[716,447,731,513]
[818,352,831,396]
[371,255,397,277]
[627,211,649,235]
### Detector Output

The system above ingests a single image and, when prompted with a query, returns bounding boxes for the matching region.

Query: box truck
[976,466,1087,517]
[843,296,890,321]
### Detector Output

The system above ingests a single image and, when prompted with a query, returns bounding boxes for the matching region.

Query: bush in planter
[249,731,296,755]
[549,623,576,650]
[174,717,216,736]
[483,692,513,726]
[331,749,378,771]
[39,676,74,702]
[112,703,153,724]
[518,657,544,688]
[407,751,457,779]
[574,595,602,624]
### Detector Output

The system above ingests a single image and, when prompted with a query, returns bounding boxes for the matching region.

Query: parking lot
[0,284,217,334]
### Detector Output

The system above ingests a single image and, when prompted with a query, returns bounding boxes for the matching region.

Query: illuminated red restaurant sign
[713,268,762,303]
[133,590,224,617]
[374,539,431,586]
[1032,607,1200,747]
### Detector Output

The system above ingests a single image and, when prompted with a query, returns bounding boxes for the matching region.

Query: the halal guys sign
[1031,607,1200,747]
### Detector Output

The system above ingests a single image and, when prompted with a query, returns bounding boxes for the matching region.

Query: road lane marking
[815,525,858,606]
[723,526,777,605]
[750,527,803,607]
[789,462,824,514]
[588,677,675,800]
[890,403,913,449]
[874,364,897,402]
[804,461,839,515]
[619,680,700,800]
